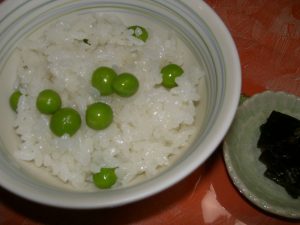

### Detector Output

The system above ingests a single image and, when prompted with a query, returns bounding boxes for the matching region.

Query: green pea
[36,89,62,114]
[161,64,184,88]
[128,25,148,42]
[9,90,22,112]
[112,73,139,97]
[86,102,113,130]
[93,167,117,189]
[50,107,81,137]
[91,67,117,96]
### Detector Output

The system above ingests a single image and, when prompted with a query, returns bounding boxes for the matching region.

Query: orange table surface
[0,0,299,224]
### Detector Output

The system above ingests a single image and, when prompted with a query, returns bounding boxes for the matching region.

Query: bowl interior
[0,0,240,208]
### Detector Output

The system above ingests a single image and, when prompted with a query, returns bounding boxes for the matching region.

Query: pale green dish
[223,91,300,219]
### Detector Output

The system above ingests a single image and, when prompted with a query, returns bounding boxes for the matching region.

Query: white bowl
[224,91,300,219]
[0,0,241,208]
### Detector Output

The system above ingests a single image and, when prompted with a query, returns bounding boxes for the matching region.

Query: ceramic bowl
[0,0,240,208]
[224,91,300,219]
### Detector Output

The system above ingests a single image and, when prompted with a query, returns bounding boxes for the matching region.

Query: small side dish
[223,91,300,219]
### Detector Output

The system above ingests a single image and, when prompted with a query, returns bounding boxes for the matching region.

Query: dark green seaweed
[257,111,300,199]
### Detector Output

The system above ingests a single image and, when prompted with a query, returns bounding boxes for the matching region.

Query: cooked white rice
[12,13,204,190]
